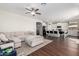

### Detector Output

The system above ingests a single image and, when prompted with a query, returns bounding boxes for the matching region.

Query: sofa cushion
[10,37,21,43]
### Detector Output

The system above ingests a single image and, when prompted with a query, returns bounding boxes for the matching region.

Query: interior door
[36,22,43,36]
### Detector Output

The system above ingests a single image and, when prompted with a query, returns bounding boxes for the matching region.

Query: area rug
[16,39,53,56]
[68,37,79,44]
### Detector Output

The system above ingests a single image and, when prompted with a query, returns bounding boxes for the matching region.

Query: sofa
[0,32,22,48]
[0,31,44,48]
[9,37,21,48]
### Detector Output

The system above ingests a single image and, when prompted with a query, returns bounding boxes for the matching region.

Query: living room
[0,3,79,56]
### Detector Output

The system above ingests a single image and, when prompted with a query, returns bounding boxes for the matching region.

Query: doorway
[36,22,43,36]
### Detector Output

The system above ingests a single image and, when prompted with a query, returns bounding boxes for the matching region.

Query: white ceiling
[0,3,79,23]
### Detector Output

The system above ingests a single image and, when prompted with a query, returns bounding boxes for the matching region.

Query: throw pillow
[0,33,9,42]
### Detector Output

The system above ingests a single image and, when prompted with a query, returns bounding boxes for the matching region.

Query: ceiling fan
[25,8,41,16]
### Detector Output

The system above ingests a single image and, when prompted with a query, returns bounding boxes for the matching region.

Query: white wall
[57,23,68,31]
[0,10,41,33]
[46,23,68,31]
[68,30,78,36]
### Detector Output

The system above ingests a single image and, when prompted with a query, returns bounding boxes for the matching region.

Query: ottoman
[25,35,44,47]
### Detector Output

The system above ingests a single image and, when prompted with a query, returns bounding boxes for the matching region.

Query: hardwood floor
[29,37,79,56]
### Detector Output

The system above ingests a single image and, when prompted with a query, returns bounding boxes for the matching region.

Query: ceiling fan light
[31,11,35,15]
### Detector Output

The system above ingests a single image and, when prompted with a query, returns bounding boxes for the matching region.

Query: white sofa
[9,37,21,48]
[25,35,44,47]
[0,31,43,48]
[0,32,22,48]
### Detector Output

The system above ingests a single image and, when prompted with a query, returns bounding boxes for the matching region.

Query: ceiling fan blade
[36,12,41,15]
[25,12,30,14]
[31,8,34,11]
[35,9,39,11]
[25,8,32,11]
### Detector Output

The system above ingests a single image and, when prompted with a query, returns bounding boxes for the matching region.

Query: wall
[68,20,79,36]
[68,30,78,36]
[0,10,42,33]
[46,23,68,31]
[57,23,68,31]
